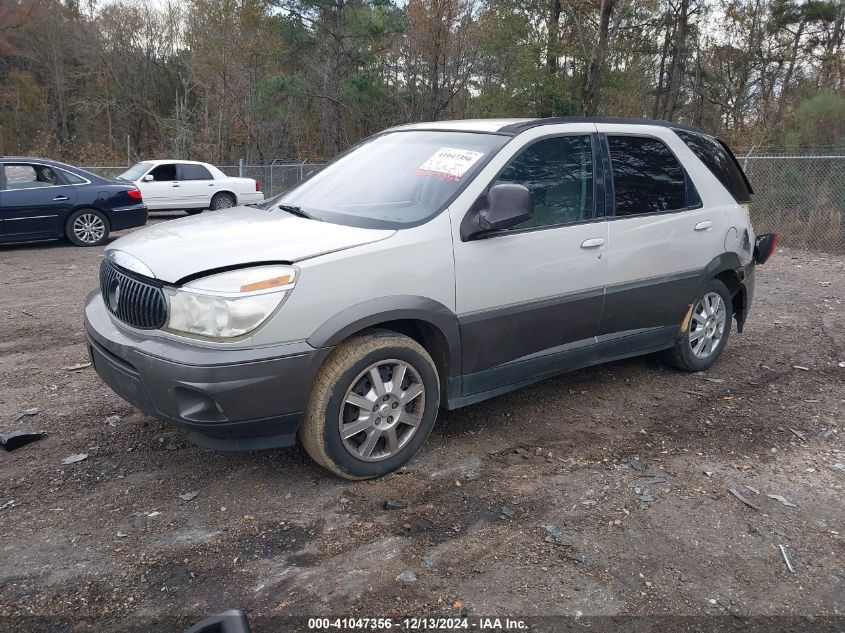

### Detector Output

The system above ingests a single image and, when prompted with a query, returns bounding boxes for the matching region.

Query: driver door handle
[694,221,712,231]
[580,237,605,248]
[53,196,69,201]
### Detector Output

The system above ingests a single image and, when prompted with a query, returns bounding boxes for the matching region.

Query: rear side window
[61,170,87,184]
[675,130,753,203]
[179,164,213,180]
[607,136,687,216]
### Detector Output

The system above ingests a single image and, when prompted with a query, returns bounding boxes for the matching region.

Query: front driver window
[149,164,177,181]
[494,135,594,230]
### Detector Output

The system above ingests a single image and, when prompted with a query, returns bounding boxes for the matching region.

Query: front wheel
[66,209,110,247]
[299,329,440,479]
[665,278,733,371]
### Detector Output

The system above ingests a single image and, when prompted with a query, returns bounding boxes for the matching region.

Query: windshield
[118,162,153,181]
[270,131,509,228]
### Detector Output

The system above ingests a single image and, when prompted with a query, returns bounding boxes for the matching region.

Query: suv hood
[106,206,395,283]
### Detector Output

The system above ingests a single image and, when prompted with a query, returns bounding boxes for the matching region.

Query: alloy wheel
[688,291,727,358]
[73,213,106,244]
[338,359,425,462]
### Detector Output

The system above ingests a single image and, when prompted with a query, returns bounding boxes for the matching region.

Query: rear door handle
[694,221,712,231]
[580,238,605,248]
[53,196,69,201]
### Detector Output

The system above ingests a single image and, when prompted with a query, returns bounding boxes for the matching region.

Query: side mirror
[183,610,251,633]
[461,183,533,241]
[142,174,154,182]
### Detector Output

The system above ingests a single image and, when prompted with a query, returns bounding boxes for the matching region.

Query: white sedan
[117,160,264,214]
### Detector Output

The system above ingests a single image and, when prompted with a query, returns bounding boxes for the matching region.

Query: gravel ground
[1,217,844,631]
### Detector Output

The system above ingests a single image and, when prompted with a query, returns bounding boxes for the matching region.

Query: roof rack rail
[497,116,705,135]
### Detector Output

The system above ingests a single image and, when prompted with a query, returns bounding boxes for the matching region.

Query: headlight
[165,265,296,339]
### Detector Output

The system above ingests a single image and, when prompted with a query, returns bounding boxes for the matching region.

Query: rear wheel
[210,192,236,210]
[299,329,440,479]
[66,209,110,247]
[665,278,733,371]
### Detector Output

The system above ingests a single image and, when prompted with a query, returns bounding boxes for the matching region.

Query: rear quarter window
[675,130,753,203]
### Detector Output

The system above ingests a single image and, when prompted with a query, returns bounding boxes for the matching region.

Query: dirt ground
[1,216,843,632]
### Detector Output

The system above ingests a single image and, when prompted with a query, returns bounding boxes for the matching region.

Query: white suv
[85,117,777,479]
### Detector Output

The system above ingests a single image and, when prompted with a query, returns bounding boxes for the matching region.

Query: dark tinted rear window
[608,135,687,216]
[180,164,213,180]
[675,130,753,203]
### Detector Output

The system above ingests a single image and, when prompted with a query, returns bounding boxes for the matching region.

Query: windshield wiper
[278,204,321,221]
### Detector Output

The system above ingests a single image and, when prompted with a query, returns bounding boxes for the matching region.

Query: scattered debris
[767,494,797,508]
[628,474,667,488]
[116,531,128,538]
[500,505,515,517]
[1,430,46,451]
[827,463,845,476]
[681,389,706,396]
[63,362,92,371]
[540,524,568,545]
[14,408,39,421]
[729,488,761,510]
[703,471,714,477]
[822,429,837,439]
[397,570,417,583]
[179,491,198,502]
[61,453,88,465]
[701,377,724,383]
[147,511,161,518]
[0,500,19,511]
[792,365,810,371]
[744,484,760,495]
[630,458,647,472]
[789,428,806,441]
[105,415,121,427]
[838,361,845,368]
[779,544,795,574]
[383,499,406,511]
[639,494,654,503]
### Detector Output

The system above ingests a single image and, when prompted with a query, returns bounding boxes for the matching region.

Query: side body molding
[307,295,463,378]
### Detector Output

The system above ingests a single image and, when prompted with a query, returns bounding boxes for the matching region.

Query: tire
[299,329,440,479]
[185,209,204,215]
[665,278,733,371]
[209,192,236,210]
[66,208,110,247]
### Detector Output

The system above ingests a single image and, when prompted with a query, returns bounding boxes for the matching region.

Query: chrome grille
[99,258,167,330]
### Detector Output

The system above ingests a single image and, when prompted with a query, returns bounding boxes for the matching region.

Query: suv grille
[99,258,167,330]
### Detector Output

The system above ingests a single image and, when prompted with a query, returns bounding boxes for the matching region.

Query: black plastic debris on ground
[1,430,46,452]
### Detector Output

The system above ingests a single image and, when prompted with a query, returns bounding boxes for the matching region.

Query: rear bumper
[108,204,148,231]
[238,192,265,206]
[84,290,330,450]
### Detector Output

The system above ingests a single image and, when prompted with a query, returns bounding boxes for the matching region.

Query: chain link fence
[83,154,844,253]
[741,155,844,253]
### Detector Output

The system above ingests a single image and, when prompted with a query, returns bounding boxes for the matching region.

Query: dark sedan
[0,157,148,247]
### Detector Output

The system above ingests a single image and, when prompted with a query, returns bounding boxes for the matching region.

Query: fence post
[238,158,244,178]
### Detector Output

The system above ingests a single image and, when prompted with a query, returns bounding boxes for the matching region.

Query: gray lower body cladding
[84,291,329,449]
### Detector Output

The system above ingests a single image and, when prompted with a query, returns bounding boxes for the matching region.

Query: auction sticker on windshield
[417,147,485,181]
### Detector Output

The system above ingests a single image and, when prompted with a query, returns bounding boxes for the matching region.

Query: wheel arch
[693,252,752,333]
[212,190,238,205]
[307,296,462,396]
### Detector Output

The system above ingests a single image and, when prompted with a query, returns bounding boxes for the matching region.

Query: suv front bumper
[84,291,330,450]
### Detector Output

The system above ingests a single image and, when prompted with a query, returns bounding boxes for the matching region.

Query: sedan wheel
[66,209,110,247]
[210,193,236,210]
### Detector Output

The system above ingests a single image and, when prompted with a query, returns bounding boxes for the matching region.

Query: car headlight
[164,265,297,339]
